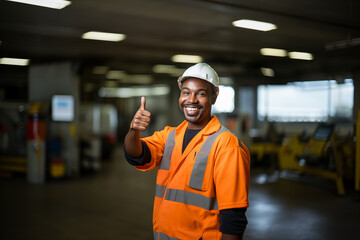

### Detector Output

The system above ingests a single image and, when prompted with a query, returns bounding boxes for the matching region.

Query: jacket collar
[177,115,221,136]
[175,115,221,158]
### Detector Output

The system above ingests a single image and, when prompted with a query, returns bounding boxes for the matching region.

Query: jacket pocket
[188,152,210,191]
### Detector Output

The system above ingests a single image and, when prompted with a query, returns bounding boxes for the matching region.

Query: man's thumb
[140,96,146,110]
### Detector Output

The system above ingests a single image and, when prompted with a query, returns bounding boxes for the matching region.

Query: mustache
[182,104,202,108]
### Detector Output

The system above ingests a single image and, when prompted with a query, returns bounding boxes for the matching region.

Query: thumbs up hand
[130,96,151,131]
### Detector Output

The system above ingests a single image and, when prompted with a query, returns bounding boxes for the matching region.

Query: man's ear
[211,90,218,105]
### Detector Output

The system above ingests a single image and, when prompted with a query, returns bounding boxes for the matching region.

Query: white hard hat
[178,63,219,91]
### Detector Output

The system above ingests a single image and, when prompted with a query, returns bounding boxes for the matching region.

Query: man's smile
[182,104,202,115]
[182,104,202,109]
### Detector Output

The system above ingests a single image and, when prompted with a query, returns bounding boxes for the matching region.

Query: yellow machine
[278,136,307,171]
[250,121,282,168]
[280,123,346,195]
[251,142,281,164]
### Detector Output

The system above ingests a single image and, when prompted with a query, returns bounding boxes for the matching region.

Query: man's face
[179,77,217,129]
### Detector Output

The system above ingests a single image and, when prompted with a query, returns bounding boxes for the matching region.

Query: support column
[28,61,80,178]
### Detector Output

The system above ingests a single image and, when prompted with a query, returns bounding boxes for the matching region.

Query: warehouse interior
[0,0,360,239]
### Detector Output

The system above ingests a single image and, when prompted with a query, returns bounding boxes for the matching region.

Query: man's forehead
[181,77,212,89]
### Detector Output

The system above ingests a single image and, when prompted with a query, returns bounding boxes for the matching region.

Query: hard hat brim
[178,76,219,95]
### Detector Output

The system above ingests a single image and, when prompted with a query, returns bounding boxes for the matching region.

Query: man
[124,63,250,240]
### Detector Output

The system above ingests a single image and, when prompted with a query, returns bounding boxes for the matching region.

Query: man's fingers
[134,120,149,128]
[140,110,151,117]
[135,114,151,123]
[140,96,146,110]
[130,108,151,131]
[131,118,150,131]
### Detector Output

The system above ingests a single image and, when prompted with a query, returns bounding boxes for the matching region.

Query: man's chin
[183,113,199,123]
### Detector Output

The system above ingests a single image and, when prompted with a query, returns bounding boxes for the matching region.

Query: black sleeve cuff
[219,208,248,234]
[123,141,151,166]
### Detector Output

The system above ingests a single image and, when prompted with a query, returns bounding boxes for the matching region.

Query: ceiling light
[7,0,71,9]
[232,19,277,31]
[106,70,127,79]
[82,31,126,42]
[153,64,176,73]
[152,64,185,76]
[99,85,170,98]
[289,51,313,60]
[171,54,203,63]
[126,75,153,84]
[0,57,30,66]
[260,48,287,57]
[261,67,275,77]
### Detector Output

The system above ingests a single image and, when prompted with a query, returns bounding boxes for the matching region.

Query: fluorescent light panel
[0,57,30,66]
[106,70,127,79]
[82,31,126,42]
[261,67,275,77]
[99,85,170,98]
[260,48,314,60]
[7,0,71,9]
[289,51,313,60]
[171,54,203,63]
[232,19,277,31]
[153,64,176,73]
[105,70,153,84]
[126,75,153,84]
[152,64,185,76]
[260,48,287,57]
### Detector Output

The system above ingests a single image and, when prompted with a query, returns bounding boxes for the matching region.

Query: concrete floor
[1,145,360,240]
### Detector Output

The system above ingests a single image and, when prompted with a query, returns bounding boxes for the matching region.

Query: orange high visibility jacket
[137,116,250,240]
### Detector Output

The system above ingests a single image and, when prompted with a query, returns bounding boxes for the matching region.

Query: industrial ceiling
[0,0,359,85]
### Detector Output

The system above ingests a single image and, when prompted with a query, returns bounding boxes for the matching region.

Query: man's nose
[188,93,197,103]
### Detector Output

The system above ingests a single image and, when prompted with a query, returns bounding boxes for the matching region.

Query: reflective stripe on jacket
[137,116,250,240]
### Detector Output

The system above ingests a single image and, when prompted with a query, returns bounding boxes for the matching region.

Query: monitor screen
[313,124,334,140]
[52,95,74,121]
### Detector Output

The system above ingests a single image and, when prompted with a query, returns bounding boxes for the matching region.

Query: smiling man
[124,63,250,240]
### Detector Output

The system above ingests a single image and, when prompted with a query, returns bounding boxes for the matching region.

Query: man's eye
[182,91,190,95]
[197,92,206,96]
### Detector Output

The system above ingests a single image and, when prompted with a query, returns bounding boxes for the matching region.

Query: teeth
[186,107,198,111]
